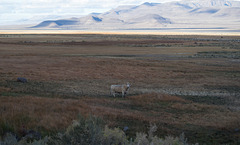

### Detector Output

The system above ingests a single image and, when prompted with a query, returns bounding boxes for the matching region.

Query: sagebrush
[0,115,197,145]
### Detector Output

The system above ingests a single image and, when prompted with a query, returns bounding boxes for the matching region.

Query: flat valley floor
[0,34,240,144]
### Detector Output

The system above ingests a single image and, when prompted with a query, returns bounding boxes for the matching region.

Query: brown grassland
[0,34,240,144]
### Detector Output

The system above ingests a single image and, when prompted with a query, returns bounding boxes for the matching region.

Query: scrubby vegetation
[0,115,197,145]
[0,34,240,144]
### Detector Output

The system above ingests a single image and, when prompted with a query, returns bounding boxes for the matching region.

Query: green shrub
[0,121,15,137]
[0,133,48,145]
[133,132,149,145]
[1,115,197,145]
[48,115,104,145]
[0,133,18,145]
[103,126,128,145]
[131,124,196,145]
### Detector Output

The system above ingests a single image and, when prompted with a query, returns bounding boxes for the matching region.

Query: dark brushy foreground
[0,34,240,144]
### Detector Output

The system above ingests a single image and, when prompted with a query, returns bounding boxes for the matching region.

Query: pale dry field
[0,34,240,144]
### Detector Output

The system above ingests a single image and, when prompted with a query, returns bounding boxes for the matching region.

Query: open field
[1,30,240,36]
[0,34,240,144]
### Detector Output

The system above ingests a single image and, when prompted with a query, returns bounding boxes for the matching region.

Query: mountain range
[31,0,240,30]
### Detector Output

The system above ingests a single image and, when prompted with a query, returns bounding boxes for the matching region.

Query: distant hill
[31,19,79,28]
[31,0,240,30]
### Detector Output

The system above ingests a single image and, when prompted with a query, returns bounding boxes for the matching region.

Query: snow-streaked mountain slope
[32,0,240,30]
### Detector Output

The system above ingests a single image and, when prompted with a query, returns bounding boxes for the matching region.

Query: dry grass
[0,96,90,134]
[0,93,239,143]
[0,34,240,144]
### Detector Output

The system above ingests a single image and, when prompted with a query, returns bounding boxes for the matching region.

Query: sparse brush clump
[48,115,104,145]
[132,124,193,145]
[0,133,48,145]
[0,115,196,145]
[103,126,128,145]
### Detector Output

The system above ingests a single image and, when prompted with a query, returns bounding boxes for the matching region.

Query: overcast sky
[0,0,181,25]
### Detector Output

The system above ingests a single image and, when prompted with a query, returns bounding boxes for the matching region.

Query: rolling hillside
[31,0,240,30]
